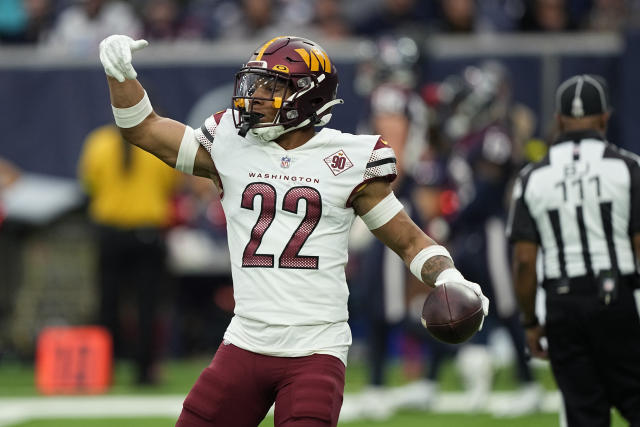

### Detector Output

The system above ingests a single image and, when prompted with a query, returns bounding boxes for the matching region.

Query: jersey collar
[261,127,336,153]
[554,129,605,145]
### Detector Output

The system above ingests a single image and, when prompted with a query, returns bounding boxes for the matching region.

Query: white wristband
[409,245,452,283]
[360,192,404,230]
[434,268,465,286]
[176,126,198,174]
[112,90,153,128]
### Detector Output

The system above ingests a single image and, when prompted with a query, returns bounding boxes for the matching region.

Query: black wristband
[521,315,539,329]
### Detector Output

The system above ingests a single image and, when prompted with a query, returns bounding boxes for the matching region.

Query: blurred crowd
[2,0,640,49]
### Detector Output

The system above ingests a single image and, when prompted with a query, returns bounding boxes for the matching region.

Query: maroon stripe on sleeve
[213,110,226,125]
[345,174,397,208]
[373,137,389,151]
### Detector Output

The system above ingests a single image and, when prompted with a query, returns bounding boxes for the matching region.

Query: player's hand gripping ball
[421,282,484,344]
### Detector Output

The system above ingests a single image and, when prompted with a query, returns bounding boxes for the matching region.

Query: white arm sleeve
[175,125,198,175]
[359,192,404,230]
[112,90,153,128]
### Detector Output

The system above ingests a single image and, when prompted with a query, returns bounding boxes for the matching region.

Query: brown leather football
[421,282,484,344]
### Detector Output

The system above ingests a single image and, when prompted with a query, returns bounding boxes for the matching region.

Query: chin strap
[315,98,344,124]
[249,98,345,142]
[238,111,264,137]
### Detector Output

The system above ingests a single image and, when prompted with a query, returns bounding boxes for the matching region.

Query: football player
[352,34,432,418]
[439,63,542,412]
[99,34,489,427]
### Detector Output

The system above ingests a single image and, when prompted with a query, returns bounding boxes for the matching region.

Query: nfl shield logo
[281,156,291,168]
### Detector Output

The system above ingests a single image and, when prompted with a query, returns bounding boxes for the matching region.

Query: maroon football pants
[175,342,345,427]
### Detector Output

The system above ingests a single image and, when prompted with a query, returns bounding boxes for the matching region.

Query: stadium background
[1,0,640,425]
[5,32,640,178]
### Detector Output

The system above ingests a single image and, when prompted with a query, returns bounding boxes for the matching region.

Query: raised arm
[351,180,489,319]
[100,35,216,180]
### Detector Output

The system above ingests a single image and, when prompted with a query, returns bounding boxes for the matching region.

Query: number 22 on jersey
[241,182,321,269]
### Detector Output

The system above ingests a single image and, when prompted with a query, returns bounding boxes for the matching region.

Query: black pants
[97,225,166,384]
[545,275,640,427]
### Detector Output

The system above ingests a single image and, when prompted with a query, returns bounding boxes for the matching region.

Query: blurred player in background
[355,35,428,181]
[0,157,21,346]
[431,63,542,413]
[0,157,21,227]
[78,123,180,385]
[350,34,431,419]
[395,86,469,410]
[167,174,235,356]
[98,34,488,426]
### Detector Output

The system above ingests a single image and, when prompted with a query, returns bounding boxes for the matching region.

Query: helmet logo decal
[295,48,331,73]
[255,36,285,61]
[273,64,289,73]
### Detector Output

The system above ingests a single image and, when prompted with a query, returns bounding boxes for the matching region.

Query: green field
[10,413,566,427]
[0,356,557,396]
[0,358,628,426]
[5,411,629,427]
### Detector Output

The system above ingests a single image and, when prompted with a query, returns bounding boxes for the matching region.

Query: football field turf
[0,358,627,426]
[6,413,565,427]
[4,412,629,427]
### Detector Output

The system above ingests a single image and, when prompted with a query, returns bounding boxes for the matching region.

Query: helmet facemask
[232,68,297,139]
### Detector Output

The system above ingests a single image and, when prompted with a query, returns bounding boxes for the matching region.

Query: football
[421,282,484,344]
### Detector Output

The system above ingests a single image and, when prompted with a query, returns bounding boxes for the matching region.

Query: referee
[507,74,640,426]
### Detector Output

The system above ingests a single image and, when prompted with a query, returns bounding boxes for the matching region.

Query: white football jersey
[194,109,397,364]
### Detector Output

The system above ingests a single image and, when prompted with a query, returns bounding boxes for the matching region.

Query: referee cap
[556,74,610,118]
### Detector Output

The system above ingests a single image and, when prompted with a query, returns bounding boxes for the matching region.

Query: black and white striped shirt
[507,130,640,279]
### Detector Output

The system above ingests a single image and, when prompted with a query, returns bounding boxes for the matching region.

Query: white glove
[435,268,490,330]
[99,35,148,83]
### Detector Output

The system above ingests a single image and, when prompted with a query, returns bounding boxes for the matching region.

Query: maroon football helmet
[232,36,343,140]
